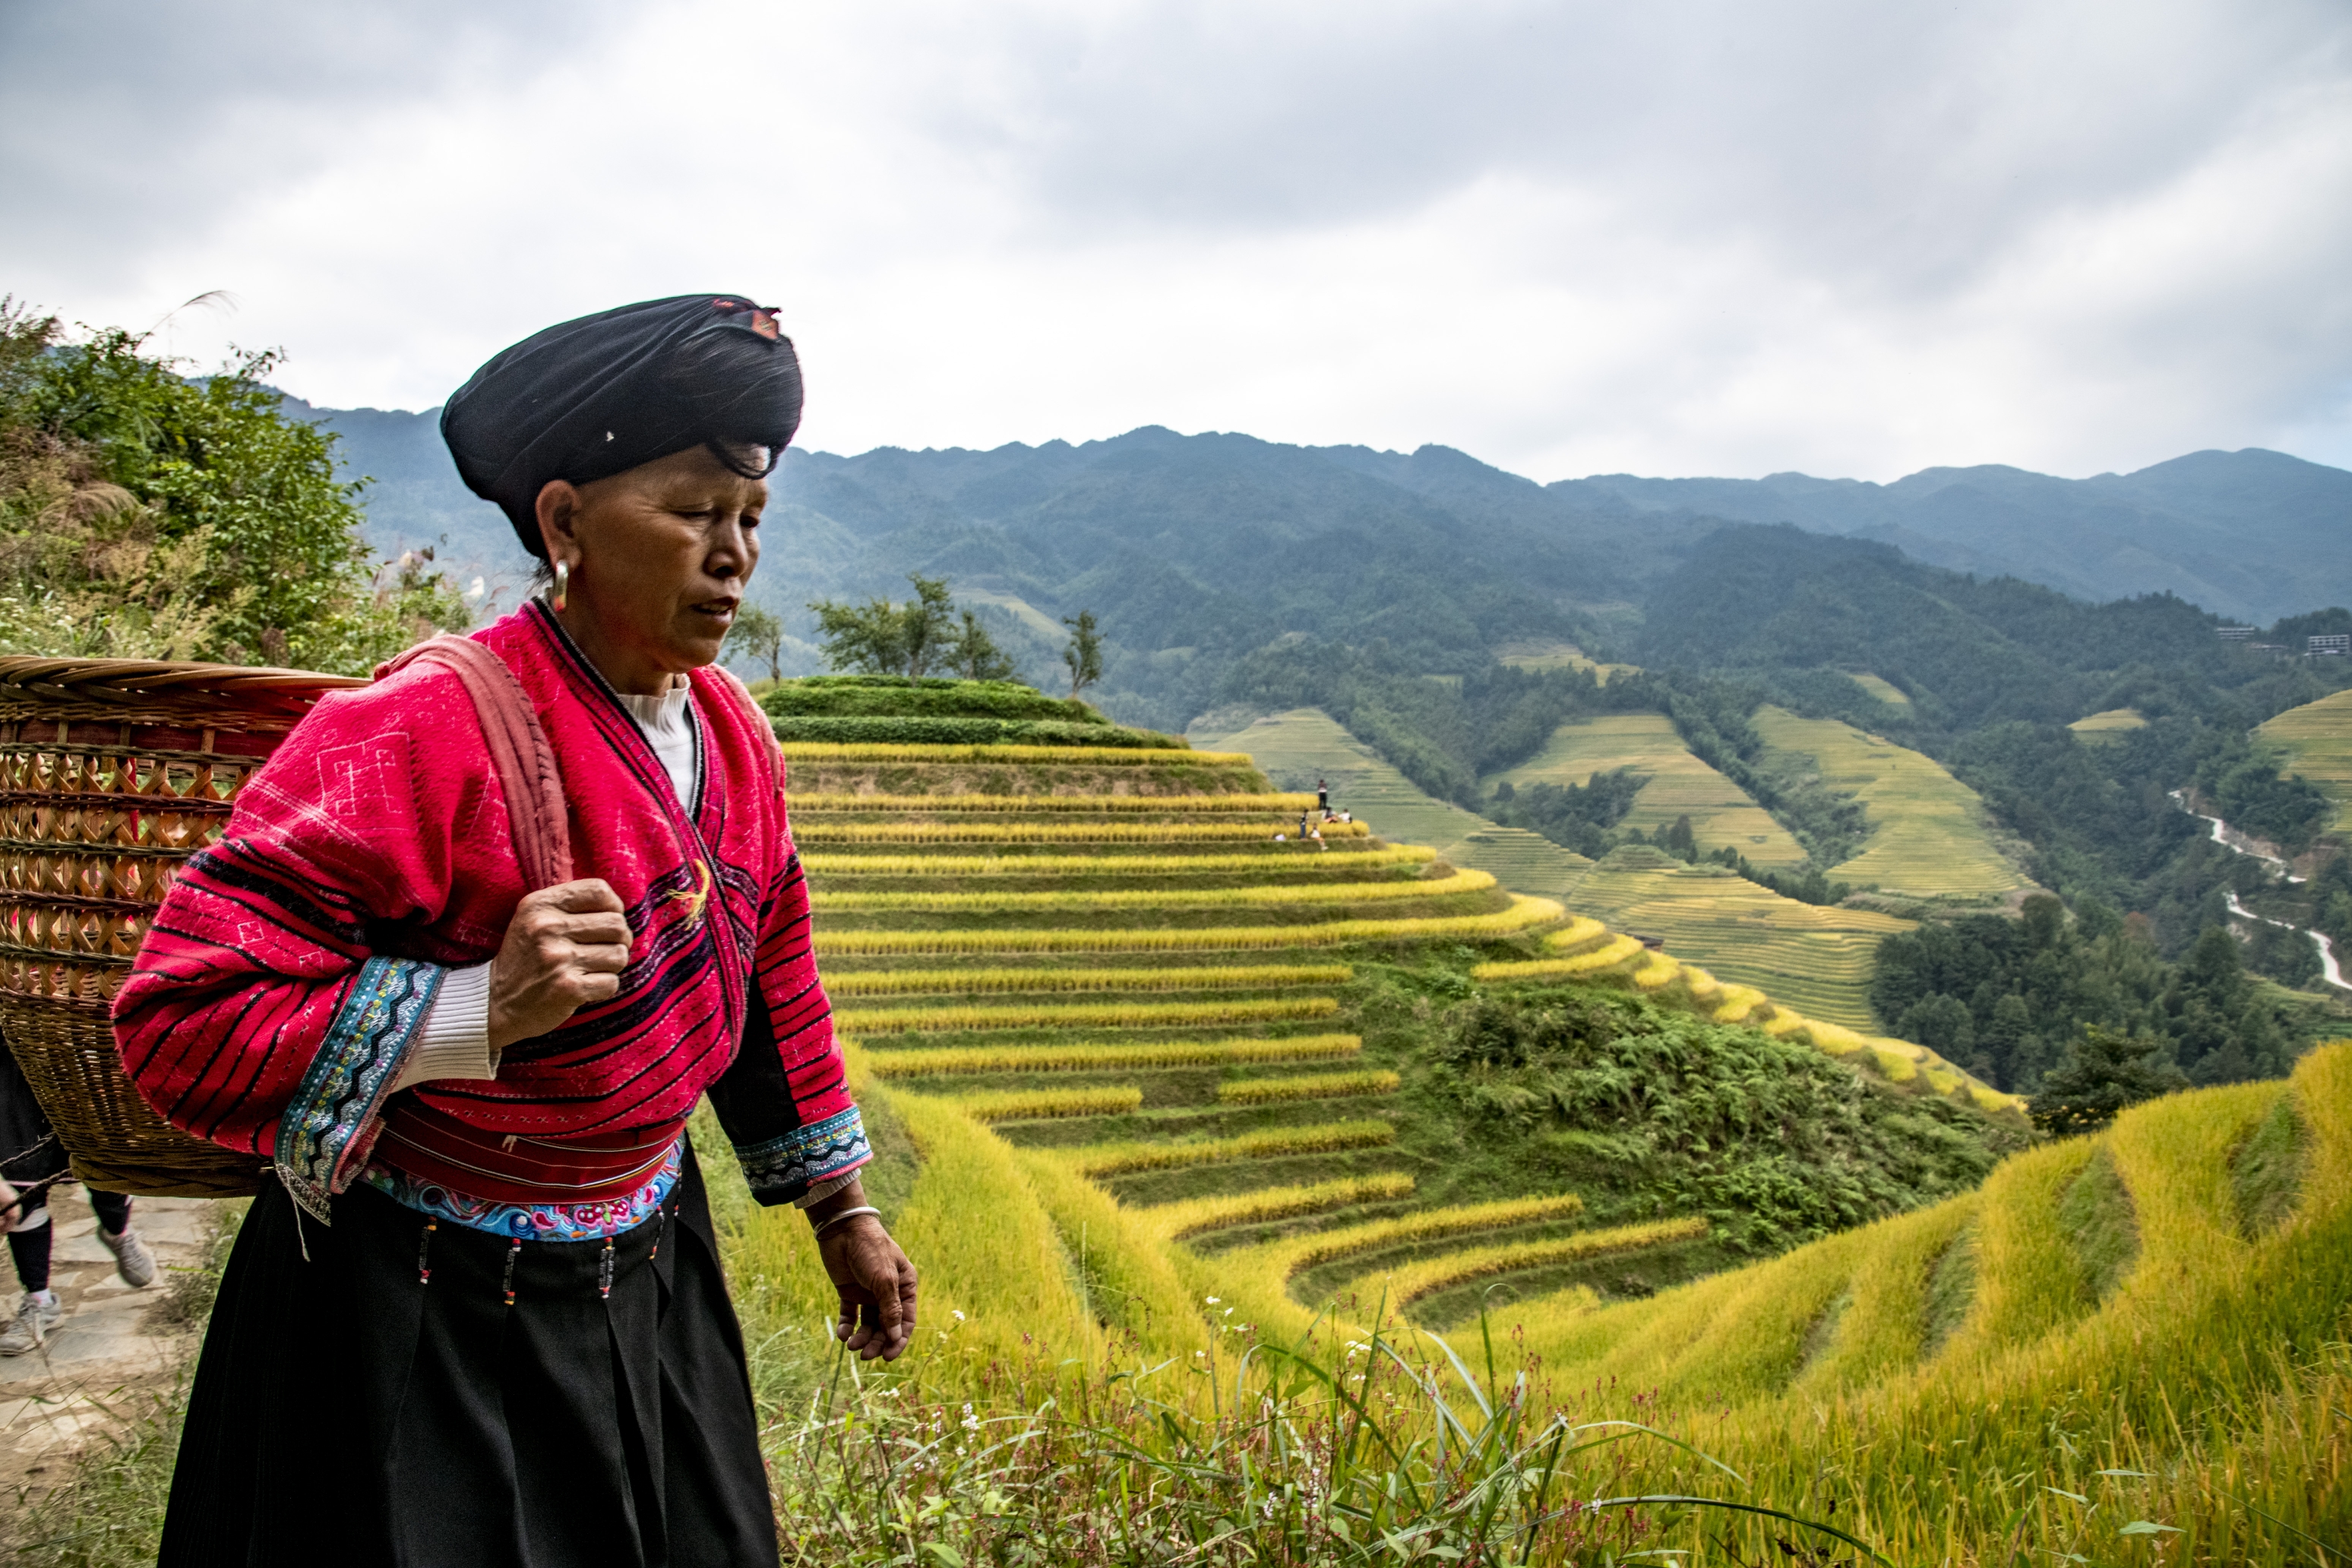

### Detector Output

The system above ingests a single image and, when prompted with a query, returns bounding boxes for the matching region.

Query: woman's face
[533,445,764,693]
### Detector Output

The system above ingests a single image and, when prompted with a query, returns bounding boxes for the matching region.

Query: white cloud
[2,0,2347,481]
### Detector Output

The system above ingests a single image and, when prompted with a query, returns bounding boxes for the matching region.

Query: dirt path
[0,1188,213,1519]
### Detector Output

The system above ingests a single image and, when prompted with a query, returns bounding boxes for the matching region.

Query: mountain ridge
[298,392,2346,626]
[282,395,2350,727]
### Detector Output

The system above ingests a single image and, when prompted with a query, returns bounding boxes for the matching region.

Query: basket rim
[0,655,368,697]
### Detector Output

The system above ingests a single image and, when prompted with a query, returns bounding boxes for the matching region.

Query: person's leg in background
[1,1187,60,1355]
[87,1190,153,1288]
[0,1187,158,1355]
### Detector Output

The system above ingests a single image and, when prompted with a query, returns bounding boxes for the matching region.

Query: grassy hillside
[2256,684,2352,833]
[1562,846,1915,1031]
[1466,1042,2352,1563]
[1754,703,2037,899]
[1484,712,1808,868]
[1190,707,1595,901]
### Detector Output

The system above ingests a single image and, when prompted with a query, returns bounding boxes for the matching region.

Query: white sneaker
[99,1226,155,1288]
[0,1291,60,1356]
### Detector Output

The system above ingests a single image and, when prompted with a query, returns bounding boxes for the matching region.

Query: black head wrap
[441,293,804,558]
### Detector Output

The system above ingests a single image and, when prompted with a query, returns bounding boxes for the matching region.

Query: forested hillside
[312,410,2352,726]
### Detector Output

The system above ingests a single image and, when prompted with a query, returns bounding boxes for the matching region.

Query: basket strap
[378,637,573,890]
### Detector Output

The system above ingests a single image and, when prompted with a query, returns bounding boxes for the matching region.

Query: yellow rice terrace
[647,677,2352,1564]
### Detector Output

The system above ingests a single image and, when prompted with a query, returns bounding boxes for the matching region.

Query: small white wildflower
[953,1310,966,1322]
[1205,1296,1221,1304]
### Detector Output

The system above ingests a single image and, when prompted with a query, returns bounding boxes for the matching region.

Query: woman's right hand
[488,879,634,1051]
[0,1179,19,1234]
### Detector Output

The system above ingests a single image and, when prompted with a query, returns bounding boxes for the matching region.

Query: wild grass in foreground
[766,1308,1879,1568]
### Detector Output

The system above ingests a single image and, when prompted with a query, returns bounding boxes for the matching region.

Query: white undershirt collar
[617,684,700,811]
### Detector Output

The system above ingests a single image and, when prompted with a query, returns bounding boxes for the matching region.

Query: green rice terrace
[1486,712,1809,869]
[1753,704,2039,902]
[2259,684,2352,833]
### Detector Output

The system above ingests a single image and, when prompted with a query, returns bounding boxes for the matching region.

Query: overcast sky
[5,0,2349,482]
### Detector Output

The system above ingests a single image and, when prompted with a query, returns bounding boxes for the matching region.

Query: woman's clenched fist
[488,879,634,1051]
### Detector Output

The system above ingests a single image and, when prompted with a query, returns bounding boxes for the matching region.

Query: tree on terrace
[727,602,786,684]
[1062,608,1103,700]
[810,574,1004,681]
[948,608,1017,681]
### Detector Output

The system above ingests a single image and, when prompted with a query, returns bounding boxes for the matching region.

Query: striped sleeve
[111,674,485,1214]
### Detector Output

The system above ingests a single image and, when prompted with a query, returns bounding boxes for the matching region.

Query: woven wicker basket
[0,656,367,1196]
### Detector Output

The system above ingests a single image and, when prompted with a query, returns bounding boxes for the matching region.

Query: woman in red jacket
[114,296,917,1567]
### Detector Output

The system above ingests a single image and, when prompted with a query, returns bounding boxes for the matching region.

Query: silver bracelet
[811,1204,881,1238]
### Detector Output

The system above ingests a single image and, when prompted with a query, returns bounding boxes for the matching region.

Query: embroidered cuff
[277,957,446,1225]
[393,963,496,1089]
[735,1106,871,1207]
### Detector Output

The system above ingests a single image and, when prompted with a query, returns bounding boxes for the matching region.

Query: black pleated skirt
[161,1140,779,1568]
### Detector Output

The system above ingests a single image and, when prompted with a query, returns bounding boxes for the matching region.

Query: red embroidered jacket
[112,603,865,1220]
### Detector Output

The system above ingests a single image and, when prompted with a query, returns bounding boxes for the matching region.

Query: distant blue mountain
[284,393,2350,725]
[1544,449,2352,626]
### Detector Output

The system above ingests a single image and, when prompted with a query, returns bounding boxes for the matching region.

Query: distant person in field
[115,295,916,1567]
[1317,776,1329,811]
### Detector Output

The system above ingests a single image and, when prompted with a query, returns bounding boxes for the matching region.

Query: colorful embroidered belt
[376,1100,687,1204]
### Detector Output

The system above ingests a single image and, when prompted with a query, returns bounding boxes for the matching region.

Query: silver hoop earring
[552,559,570,613]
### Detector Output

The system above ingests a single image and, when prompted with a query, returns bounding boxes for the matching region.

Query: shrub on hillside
[1432,990,2022,1250]
[767,715,1183,748]
[0,302,468,671]
[761,677,1105,723]
[2027,1024,2191,1136]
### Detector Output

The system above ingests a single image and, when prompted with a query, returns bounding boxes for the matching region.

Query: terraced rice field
[1190,707,1595,899]
[2257,686,2352,833]
[1485,713,1809,868]
[1753,704,2036,899]
[1447,1047,2352,1564]
[789,736,1597,1323]
[768,731,1995,1363]
[1563,846,1915,1030]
